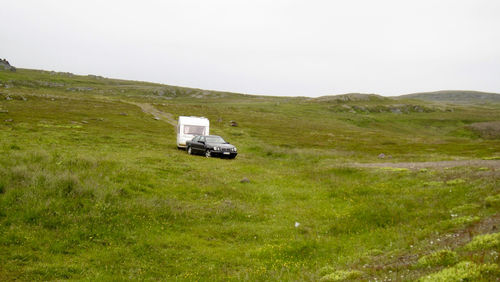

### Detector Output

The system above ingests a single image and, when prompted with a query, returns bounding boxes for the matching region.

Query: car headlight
[232,148,237,152]
[213,147,220,151]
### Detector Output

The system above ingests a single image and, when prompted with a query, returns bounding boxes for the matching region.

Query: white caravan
[176,116,209,149]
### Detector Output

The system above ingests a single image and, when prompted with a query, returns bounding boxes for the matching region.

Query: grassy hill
[1,69,499,280]
[398,90,500,104]
[315,93,388,102]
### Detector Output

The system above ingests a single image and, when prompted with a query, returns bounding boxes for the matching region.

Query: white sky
[1,0,499,97]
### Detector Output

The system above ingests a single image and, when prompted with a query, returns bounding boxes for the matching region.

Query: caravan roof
[178,116,209,126]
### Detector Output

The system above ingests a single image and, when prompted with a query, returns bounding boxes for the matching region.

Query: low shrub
[423,181,442,187]
[450,203,480,213]
[10,144,21,150]
[482,156,500,160]
[465,232,500,251]
[447,216,480,227]
[446,179,466,185]
[485,194,500,207]
[416,249,458,268]
[319,266,336,276]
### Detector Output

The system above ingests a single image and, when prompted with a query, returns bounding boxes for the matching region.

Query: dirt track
[354,159,500,169]
[125,101,177,126]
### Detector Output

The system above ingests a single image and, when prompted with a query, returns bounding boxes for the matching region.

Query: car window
[192,136,199,142]
[205,136,226,143]
[199,137,205,142]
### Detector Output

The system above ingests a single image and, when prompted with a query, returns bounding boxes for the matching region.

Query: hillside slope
[1,68,499,281]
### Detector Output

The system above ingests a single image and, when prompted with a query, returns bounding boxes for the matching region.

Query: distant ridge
[397,90,500,104]
[315,93,387,102]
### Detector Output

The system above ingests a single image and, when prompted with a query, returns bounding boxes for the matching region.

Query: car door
[194,136,205,153]
[190,136,200,152]
[190,136,199,150]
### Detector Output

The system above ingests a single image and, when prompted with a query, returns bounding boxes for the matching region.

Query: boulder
[390,108,402,114]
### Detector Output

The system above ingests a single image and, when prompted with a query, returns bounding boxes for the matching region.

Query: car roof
[178,116,209,126]
[195,135,221,138]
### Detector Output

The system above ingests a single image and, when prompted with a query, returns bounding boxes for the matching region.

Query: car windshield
[205,136,226,144]
[184,125,205,135]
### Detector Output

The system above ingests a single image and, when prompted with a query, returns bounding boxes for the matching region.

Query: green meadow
[1,69,499,280]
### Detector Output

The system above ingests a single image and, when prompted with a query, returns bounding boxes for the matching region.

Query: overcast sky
[1,0,499,97]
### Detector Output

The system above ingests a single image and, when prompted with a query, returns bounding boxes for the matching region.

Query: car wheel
[205,150,211,158]
[187,147,192,155]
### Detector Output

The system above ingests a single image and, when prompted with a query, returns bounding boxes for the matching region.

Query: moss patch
[419,261,499,281]
[319,270,363,281]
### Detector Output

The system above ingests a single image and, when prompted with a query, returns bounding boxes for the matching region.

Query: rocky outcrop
[0,58,16,72]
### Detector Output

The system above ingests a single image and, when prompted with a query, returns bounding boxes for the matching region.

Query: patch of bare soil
[467,121,500,139]
[354,159,500,170]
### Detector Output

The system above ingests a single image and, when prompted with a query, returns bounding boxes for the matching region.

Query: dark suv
[186,135,238,159]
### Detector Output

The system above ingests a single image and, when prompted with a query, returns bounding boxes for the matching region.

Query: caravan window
[183,125,205,135]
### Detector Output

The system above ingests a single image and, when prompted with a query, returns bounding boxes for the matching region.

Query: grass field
[1,69,499,280]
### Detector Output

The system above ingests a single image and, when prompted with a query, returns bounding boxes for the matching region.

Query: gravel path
[353,159,500,169]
